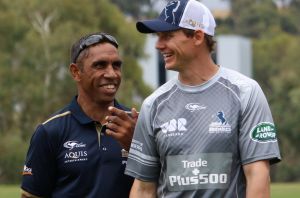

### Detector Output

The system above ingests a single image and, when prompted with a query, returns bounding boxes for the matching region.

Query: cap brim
[136,19,181,33]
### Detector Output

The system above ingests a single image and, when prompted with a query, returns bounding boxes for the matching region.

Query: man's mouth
[102,84,116,89]
[162,53,173,58]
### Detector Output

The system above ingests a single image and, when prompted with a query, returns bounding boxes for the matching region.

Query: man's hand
[105,107,139,151]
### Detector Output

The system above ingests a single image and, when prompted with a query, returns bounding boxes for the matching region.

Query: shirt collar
[69,96,127,125]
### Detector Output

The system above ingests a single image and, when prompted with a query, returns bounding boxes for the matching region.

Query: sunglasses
[72,33,119,63]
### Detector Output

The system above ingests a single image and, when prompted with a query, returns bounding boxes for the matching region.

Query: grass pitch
[1,182,299,197]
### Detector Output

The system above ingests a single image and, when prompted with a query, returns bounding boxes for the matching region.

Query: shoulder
[219,67,267,114]
[218,67,261,96]
[138,78,177,124]
[143,78,177,109]
[33,104,74,141]
[29,105,74,150]
[42,110,72,125]
[42,105,72,127]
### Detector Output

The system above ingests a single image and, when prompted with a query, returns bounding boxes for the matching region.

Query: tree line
[225,0,300,182]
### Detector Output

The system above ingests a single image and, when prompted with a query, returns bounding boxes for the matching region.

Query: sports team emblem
[164,1,181,24]
[185,103,206,112]
[63,141,86,150]
[209,111,231,133]
[250,122,277,143]
[22,165,33,175]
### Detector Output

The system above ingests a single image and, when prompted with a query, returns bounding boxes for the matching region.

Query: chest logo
[63,140,88,164]
[63,141,86,150]
[185,103,206,112]
[209,111,231,133]
[160,118,187,137]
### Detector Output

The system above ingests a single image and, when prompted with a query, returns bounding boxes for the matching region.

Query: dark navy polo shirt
[21,96,134,198]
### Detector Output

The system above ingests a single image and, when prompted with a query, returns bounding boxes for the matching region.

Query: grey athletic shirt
[125,67,281,198]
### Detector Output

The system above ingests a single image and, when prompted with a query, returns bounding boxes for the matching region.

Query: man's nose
[104,65,118,77]
[155,38,164,50]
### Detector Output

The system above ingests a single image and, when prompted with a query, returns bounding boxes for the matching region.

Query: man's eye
[167,34,174,38]
[112,61,122,68]
[93,61,107,68]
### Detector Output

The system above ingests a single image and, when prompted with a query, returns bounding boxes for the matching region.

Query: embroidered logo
[185,103,206,112]
[63,141,88,163]
[250,122,277,143]
[164,1,181,24]
[63,141,86,150]
[160,118,187,137]
[209,111,231,133]
[22,165,33,175]
[217,111,227,124]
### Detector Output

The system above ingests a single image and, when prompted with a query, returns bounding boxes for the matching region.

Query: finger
[106,126,128,141]
[105,115,123,127]
[131,108,139,120]
[108,106,128,119]
[106,128,121,138]
[106,121,124,132]
[108,106,138,123]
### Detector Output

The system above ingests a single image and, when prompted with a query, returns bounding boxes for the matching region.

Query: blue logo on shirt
[208,111,231,134]
[217,111,227,125]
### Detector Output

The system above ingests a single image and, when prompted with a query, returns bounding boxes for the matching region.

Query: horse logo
[208,111,231,133]
[217,111,227,125]
[164,1,181,24]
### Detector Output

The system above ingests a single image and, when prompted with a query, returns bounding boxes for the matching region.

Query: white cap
[136,0,216,36]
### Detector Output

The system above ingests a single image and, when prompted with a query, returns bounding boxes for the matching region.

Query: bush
[0,134,28,184]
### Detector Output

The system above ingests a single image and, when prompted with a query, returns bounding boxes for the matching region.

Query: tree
[254,34,300,181]
[217,0,300,182]
[227,0,300,37]
[0,0,152,183]
[111,0,152,18]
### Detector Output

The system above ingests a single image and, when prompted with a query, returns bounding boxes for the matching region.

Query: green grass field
[0,185,20,198]
[271,182,300,198]
[0,183,299,197]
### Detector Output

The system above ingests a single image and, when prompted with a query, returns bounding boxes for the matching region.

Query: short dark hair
[181,28,216,53]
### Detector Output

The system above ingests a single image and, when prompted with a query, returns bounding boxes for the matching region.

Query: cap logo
[183,19,205,29]
[188,19,196,27]
[164,1,181,24]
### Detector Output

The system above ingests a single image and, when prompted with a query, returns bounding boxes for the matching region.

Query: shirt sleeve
[21,124,56,197]
[125,99,161,181]
[239,81,281,165]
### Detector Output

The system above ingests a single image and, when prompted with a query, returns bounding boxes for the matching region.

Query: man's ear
[193,30,205,46]
[69,63,81,81]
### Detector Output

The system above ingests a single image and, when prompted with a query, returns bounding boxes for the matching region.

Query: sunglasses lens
[73,34,118,63]
[104,34,118,46]
[80,35,103,49]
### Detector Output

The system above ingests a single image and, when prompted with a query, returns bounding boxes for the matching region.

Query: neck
[77,94,114,124]
[178,52,218,86]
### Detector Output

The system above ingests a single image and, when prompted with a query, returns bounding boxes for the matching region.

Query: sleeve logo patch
[250,122,277,143]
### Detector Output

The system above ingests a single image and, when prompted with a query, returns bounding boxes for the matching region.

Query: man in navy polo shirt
[21,32,137,198]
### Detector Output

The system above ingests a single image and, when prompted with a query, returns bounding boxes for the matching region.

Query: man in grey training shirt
[125,0,281,197]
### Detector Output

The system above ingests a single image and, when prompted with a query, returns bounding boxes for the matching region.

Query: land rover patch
[250,122,277,143]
